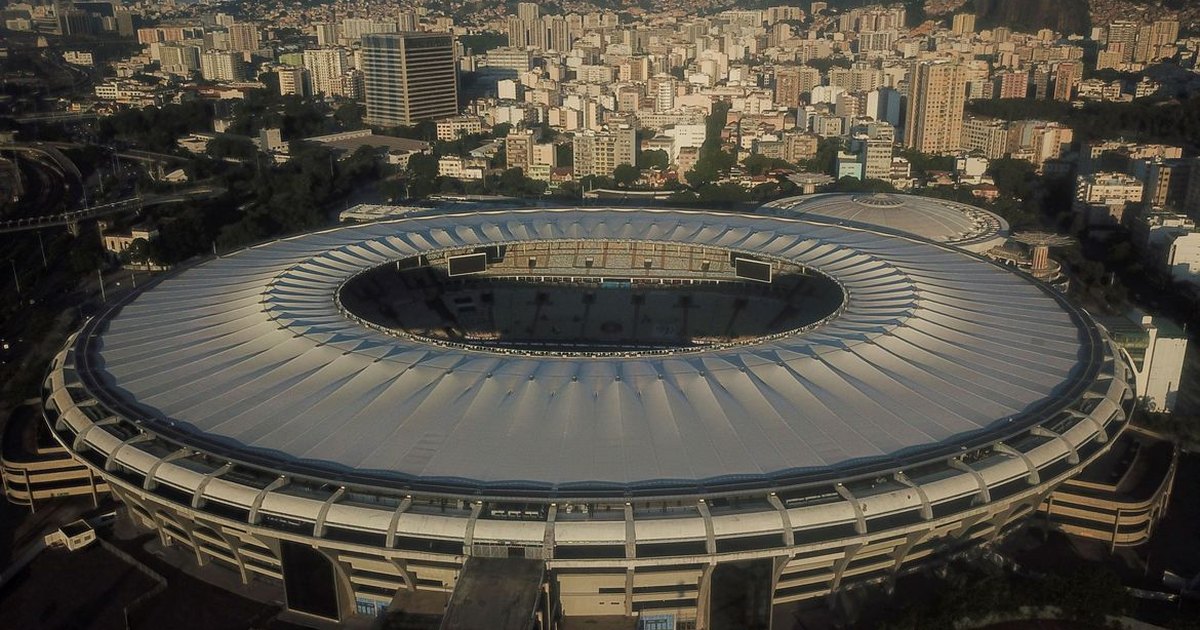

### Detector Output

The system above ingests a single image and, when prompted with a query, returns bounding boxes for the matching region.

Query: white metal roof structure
[82,207,1096,496]
[760,193,1010,253]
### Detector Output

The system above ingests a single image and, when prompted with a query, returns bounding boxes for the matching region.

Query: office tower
[363,33,459,127]
[228,23,260,53]
[904,60,966,155]
[303,48,348,98]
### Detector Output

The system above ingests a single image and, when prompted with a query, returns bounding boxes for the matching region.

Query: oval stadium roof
[760,193,1010,253]
[87,207,1092,494]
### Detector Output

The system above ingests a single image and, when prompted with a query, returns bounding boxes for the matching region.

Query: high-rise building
[865,87,903,126]
[341,18,398,44]
[1106,21,1139,63]
[1185,158,1200,221]
[1143,159,1193,210]
[314,23,338,47]
[517,2,540,22]
[228,23,260,53]
[506,130,535,171]
[961,116,1009,159]
[278,66,309,97]
[363,33,459,127]
[773,65,821,106]
[1052,61,1082,101]
[653,75,676,113]
[200,51,245,82]
[158,44,201,76]
[397,10,417,32]
[1134,20,1179,64]
[1031,65,1051,100]
[303,48,348,98]
[996,70,1028,99]
[862,138,893,180]
[573,126,637,178]
[905,60,966,155]
[951,13,975,35]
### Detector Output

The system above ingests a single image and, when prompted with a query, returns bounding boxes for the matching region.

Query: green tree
[124,237,151,268]
[638,149,669,170]
[334,102,365,130]
[206,135,259,161]
[743,154,794,176]
[613,164,641,187]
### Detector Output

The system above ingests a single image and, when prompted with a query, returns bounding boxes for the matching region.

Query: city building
[303,48,349,98]
[435,115,484,141]
[277,66,309,97]
[1052,61,1083,101]
[1140,158,1192,210]
[200,51,244,83]
[572,126,636,178]
[363,33,458,127]
[905,60,966,155]
[1166,232,1200,285]
[227,23,261,53]
[962,117,1010,160]
[1075,172,1145,227]
[1101,311,1188,413]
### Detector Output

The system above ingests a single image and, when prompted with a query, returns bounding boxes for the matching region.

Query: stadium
[759,192,1010,254]
[42,206,1134,629]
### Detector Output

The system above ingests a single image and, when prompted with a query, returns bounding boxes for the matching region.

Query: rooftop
[82,207,1096,495]
[760,192,1010,253]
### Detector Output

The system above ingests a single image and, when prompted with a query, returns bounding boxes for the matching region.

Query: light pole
[9,259,18,294]
[37,231,47,268]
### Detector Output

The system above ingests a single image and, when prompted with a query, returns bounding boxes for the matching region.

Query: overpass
[0,143,84,183]
[10,112,99,124]
[0,185,225,234]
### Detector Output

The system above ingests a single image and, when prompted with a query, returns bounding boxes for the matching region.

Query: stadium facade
[43,207,1135,628]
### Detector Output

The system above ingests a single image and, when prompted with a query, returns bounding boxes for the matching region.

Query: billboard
[447,252,488,276]
[734,258,772,283]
